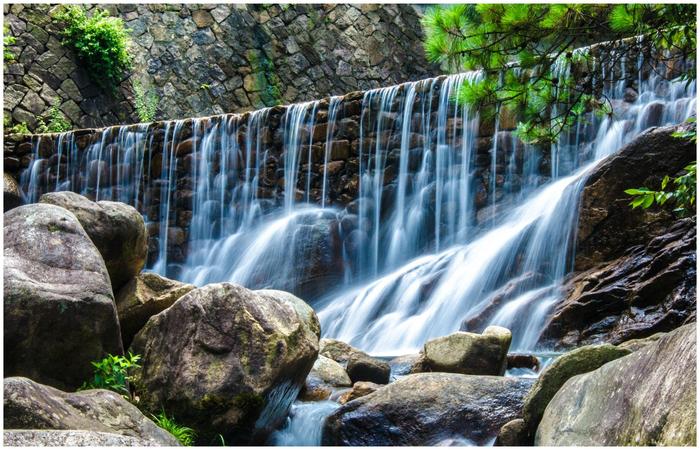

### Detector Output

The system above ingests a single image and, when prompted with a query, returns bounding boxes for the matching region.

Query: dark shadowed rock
[130,283,320,444]
[40,191,148,290]
[3,172,22,212]
[540,217,695,348]
[494,418,531,446]
[4,204,122,390]
[507,354,540,371]
[322,372,533,446]
[3,377,178,446]
[536,324,696,446]
[3,430,163,446]
[346,353,390,384]
[115,272,195,349]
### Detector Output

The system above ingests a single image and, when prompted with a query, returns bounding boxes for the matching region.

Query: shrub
[6,121,30,135]
[132,79,158,122]
[151,411,196,446]
[36,102,72,133]
[53,5,132,90]
[80,352,141,399]
[4,25,16,62]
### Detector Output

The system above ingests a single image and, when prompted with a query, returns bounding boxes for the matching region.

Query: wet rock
[389,353,423,376]
[40,192,148,290]
[617,331,666,352]
[522,343,630,432]
[3,172,22,212]
[421,326,512,376]
[540,217,695,348]
[115,272,195,349]
[3,430,164,447]
[4,377,178,445]
[299,355,351,401]
[337,381,381,404]
[322,372,534,446]
[494,418,531,446]
[346,353,390,384]
[4,204,122,390]
[536,324,696,446]
[319,338,365,365]
[507,354,540,372]
[130,283,320,444]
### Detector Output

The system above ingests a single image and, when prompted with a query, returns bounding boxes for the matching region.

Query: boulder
[115,272,195,349]
[575,122,696,271]
[420,326,512,376]
[130,283,320,444]
[346,353,390,384]
[536,324,696,446]
[3,430,164,446]
[40,191,148,290]
[617,331,666,352]
[540,217,695,348]
[3,377,178,446]
[337,381,381,405]
[4,204,122,390]
[299,355,351,401]
[319,338,364,365]
[507,354,540,371]
[522,343,631,432]
[494,418,531,446]
[389,353,423,376]
[323,372,533,446]
[3,172,22,212]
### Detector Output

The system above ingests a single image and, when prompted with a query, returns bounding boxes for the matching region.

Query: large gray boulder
[130,283,320,444]
[115,272,195,349]
[522,343,630,432]
[3,377,178,446]
[322,372,533,446]
[40,191,148,290]
[536,324,696,446]
[4,430,163,446]
[4,204,122,390]
[420,326,512,376]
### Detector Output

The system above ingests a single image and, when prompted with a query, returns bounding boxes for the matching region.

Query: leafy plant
[151,411,196,446]
[80,353,141,399]
[4,25,16,62]
[36,101,71,133]
[53,5,132,90]
[132,79,158,122]
[6,121,30,135]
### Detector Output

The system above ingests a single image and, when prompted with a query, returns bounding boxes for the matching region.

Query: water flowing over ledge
[14,48,696,354]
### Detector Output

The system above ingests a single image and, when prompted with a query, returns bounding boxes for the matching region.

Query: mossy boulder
[40,191,148,290]
[115,272,195,349]
[420,326,512,376]
[522,343,631,431]
[536,324,696,446]
[130,283,320,444]
[4,204,122,390]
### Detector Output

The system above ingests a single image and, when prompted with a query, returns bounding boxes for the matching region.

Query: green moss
[246,49,283,107]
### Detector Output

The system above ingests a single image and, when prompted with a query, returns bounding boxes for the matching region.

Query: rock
[130,283,320,444]
[299,355,351,401]
[522,343,630,432]
[617,331,666,352]
[389,353,423,376]
[115,272,195,349]
[575,123,696,270]
[3,173,22,212]
[337,381,381,405]
[3,430,164,446]
[4,204,122,390]
[4,377,178,446]
[540,217,695,348]
[191,10,214,28]
[322,372,534,445]
[507,354,540,371]
[494,418,531,446]
[40,192,148,290]
[536,324,696,446]
[346,353,390,384]
[319,338,365,365]
[421,326,512,376]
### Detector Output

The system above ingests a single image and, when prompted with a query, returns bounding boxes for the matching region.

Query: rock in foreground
[40,191,148,290]
[4,430,163,447]
[130,283,320,444]
[300,355,351,401]
[3,377,178,446]
[536,324,696,446]
[4,204,122,390]
[322,372,533,446]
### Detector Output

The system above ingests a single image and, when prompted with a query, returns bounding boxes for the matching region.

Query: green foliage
[132,79,158,122]
[151,411,196,446]
[53,5,132,90]
[6,121,30,135]
[625,162,696,217]
[247,49,283,106]
[4,25,16,62]
[36,102,72,133]
[422,4,697,144]
[80,353,141,399]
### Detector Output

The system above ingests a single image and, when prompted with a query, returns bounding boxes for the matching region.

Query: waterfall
[17,49,696,355]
